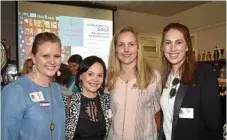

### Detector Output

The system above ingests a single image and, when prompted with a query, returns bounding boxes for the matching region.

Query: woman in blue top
[1,32,65,140]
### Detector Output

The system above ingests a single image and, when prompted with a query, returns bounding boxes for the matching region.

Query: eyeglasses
[169,78,180,98]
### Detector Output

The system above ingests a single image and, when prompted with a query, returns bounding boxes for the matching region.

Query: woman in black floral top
[64,56,112,140]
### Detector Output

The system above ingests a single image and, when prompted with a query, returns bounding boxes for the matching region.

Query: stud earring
[98,86,103,93]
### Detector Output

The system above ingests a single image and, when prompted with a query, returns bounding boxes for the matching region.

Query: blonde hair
[32,32,61,55]
[22,58,33,75]
[107,26,156,90]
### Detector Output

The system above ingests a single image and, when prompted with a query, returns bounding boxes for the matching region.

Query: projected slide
[18,12,113,70]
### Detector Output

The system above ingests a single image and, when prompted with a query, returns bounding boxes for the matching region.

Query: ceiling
[91,1,209,16]
[45,1,209,17]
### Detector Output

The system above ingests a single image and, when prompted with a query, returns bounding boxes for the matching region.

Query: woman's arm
[1,83,26,140]
[152,70,162,130]
[155,110,161,131]
[201,64,222,140]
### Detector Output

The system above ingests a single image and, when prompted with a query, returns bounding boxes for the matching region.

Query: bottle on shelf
[220,48,225,60]
[207,48,212,61]
[197,51,201,61]
[202,50,206,61]
[213,46,220,61]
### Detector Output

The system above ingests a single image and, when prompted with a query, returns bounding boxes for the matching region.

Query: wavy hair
[76,56,107,94]
[161,23,196,86]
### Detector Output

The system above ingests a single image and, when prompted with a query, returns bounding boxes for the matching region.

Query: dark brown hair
[31,32,61,55]
[76,56,107,94]
[161,23,196,86]
[56,63,72,86]
[67,54,83,64]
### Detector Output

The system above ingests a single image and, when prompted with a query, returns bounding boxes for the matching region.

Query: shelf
[218,78,226,86]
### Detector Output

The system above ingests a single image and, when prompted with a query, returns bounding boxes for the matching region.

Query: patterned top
[64,92,112,140]
[108,70,162,140]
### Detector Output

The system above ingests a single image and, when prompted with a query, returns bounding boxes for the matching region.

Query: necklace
[48,86,55,140]
[29,74,55,139]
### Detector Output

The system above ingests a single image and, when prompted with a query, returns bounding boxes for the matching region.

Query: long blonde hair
[107,26,156,90]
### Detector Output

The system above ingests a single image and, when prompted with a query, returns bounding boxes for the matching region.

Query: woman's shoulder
[152,69,161,77]
[2,80,23,93]
[4,76,31,89]
[63,92,81,104]
[52,82,63,92]
[100,92,110,99]
[195,62,215,75]
[2,77,31,99]
[151,68,161,83]
[70,93,81,100]
[100,93,111,107]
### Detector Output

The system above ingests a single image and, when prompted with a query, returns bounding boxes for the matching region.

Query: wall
[1,1,226,71]
[168,1,226,57]
[1,1,17,60]
[196,23,226,53]
[168,1,226,31]
[114,9,167,34]
[114,1,226,71]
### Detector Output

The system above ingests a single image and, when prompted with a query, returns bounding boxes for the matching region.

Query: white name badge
[29,91,45,102]
[179,108,194,119]
[40,101,50,107]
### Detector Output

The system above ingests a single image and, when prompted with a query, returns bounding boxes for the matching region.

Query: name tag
[40,101,50,107]
[179,108,194,119]
[29,91,45,102]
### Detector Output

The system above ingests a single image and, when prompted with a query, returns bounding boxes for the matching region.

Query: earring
[79,81,83,91]
[57,71,61,76]
[31,65,37,77]
[32,65,37,73]
[98,86,103,93]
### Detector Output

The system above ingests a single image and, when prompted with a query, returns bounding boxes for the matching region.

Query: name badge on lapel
[179,108,194,119]
[29,91,45,102]
[40,101,50,107]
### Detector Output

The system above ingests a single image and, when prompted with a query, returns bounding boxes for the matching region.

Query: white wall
[167,1,226,60]
[114,1,226,71]
[167,1,226,31]
[196,24,226,53]
[1,1,226,70]
[114,9,167,35]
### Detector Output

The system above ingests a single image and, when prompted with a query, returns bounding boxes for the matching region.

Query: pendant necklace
[49,84,55,140]
[30,74,55,140]
[37,83,55,140]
